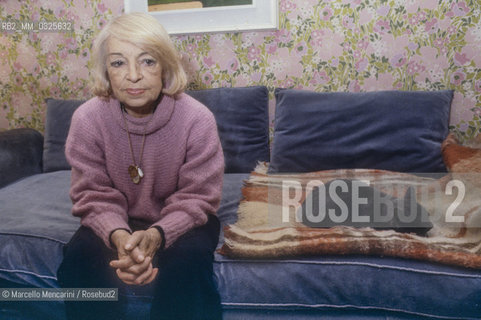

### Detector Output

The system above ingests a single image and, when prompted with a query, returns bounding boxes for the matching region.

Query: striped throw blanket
[219,163,481,269]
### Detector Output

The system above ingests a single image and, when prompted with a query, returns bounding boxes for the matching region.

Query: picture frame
[124,0,278,35]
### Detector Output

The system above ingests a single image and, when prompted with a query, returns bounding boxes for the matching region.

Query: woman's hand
[125,228,163,261]
[112,255,158,286]
[109,228,162,285]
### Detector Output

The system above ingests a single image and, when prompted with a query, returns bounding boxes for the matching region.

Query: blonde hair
[91,12,187,98]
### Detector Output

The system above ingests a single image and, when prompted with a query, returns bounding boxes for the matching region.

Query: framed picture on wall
[124,0,278,35]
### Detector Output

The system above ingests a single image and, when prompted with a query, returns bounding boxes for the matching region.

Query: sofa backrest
[43,86,270,174]
[44,87,453,175]
[0,128,44,188]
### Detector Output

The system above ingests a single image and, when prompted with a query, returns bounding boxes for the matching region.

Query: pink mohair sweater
[65,93,224,249]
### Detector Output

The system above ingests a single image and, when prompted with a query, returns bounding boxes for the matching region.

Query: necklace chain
[121,105,152,184]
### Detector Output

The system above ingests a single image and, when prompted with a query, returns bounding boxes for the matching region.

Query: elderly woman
[57,12,224,320]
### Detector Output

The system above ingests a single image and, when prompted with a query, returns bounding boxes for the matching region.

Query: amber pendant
[128,165,143,184]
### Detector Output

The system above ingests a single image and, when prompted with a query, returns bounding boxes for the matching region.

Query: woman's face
[106,38,163,117]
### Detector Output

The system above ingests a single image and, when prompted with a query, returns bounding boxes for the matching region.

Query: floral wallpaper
[1,0,481,141]
[0,0,121,130]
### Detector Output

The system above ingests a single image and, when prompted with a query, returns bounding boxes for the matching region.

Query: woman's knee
[58,226,116,287]
[63,226,111,257]
[157,217,220,267]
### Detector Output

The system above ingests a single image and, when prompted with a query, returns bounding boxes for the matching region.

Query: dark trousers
[57,215,222,320]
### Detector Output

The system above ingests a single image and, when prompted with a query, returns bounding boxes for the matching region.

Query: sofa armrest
[0,128,44,188]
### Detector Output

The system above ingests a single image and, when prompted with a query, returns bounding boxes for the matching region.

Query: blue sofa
[1,86,480,319]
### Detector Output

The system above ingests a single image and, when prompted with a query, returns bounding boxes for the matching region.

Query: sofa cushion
[44,86,270,174]
[269,89,453,173]
[216,253,481,319]
[187,86,270,173]
[43,99,85,172]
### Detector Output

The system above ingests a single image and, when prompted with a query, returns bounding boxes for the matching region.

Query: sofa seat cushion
[269,89,453,173]
[215,254,481,319]
[1,172,480,319]
[0,171,78,287]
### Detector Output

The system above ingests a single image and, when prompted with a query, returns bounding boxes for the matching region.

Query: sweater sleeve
[66,107,131,248]
[151,109,224,248]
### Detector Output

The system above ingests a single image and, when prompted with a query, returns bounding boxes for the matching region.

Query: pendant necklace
[121,105,150,184]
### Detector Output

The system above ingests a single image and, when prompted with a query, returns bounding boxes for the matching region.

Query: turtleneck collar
[109,95,176,135]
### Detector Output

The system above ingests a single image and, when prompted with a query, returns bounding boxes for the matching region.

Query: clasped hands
[109,228,162,286]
